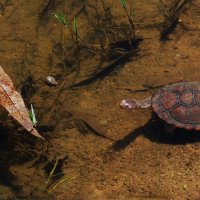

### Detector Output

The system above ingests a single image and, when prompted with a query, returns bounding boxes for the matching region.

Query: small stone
[45,76,58,86]
[183,184,187,190]
[99,120,108,126]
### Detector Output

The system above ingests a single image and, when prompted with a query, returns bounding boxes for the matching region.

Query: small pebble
[45,76,58,86]
[183,184,188,190]
[99,120,108,126]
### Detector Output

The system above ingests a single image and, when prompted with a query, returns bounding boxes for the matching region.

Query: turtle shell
[151,81,200,130]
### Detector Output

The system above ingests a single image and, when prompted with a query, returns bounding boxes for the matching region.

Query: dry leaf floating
[0,66,44,139]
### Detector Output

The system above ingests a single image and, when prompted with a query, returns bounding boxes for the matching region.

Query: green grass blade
[74,17,77,35]
[121,0,126,8]
[29,104,38,127]
[55,12,66,25]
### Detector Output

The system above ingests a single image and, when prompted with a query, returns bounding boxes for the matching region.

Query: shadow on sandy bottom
[112,116,200,151]
[0,126,55,199]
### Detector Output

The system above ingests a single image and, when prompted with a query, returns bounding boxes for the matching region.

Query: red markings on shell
[160,92,177,110]
[151,82,200,130]
[179,91,193,105]
[171,105,189,123]
[190,105,200,122]
[161,111,169,121]
[194,92,200,104]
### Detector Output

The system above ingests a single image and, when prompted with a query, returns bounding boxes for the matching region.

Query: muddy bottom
[0,0,200,199]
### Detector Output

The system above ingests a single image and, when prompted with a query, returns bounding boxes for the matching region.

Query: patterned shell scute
[151,82,200,130]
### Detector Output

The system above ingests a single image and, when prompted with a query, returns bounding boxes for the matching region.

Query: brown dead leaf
[0,66,43,139]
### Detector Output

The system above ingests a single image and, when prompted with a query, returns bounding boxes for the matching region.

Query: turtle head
[120,97,151,110]
[120,99,139,110]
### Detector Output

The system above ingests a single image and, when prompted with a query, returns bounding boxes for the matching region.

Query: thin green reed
[55,12,66,25]
[120,0,135,37]
[55,12,79,48]
[121,0,126,9]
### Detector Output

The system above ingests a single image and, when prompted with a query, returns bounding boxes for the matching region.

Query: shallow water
[0,0,200,199]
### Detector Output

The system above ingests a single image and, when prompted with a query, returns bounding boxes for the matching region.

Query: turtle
[120,81,200,132]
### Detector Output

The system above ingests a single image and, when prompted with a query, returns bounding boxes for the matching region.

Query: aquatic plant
[120,0,135,36]
[55,12,79,48]
[55,12,66,26]
[29,104,38,127]
[46,158,58,185]
[53,1,139,87]
[46,158,76,192]
[121,0,126,9]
